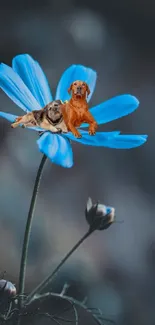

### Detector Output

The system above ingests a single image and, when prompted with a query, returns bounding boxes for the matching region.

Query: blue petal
[12,54,53,108]
[55,65,97,102]
[37,132,73,168]
[106,206,113,214]
[81,95,139,127]
[0,63,41,112]
[0,111,18,123]
[25,126,45,132]
[66,130,120,146]
[66,130,147,148]
[103,134,148,149]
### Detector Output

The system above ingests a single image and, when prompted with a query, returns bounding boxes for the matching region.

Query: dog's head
[46,100,63,123]
[68,80,90,99]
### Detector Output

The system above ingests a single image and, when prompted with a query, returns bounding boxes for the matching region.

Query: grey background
[0,0,154,324]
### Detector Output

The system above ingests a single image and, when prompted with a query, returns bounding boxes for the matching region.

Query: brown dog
[11,100,68,133]
[61,80,98,138]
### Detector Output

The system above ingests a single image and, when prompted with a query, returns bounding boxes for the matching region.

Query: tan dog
[11,100,68,133]
[61,80,98,138]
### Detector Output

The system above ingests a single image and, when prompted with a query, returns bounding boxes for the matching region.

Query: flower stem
[18,154,47,308]
[26,227,94,304]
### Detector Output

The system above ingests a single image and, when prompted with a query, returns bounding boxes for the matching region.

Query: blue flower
[0,54,147,168]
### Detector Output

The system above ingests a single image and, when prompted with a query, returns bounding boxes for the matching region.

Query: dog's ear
[68,83,73,94]
[43,104,49,113]
[86,84,90,97]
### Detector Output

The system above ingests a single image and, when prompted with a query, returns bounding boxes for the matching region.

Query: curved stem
[26,228,94,304]
[18,154,47,308]
[25,292,103,325]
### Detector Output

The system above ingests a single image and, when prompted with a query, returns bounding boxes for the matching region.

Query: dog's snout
[77,86,82,93]
[53,105,58,112]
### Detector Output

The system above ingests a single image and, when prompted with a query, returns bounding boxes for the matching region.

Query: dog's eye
[74,82,77,86]
[82,83,85,87]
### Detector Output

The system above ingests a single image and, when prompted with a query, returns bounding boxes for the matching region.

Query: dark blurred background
[0,0,154,324]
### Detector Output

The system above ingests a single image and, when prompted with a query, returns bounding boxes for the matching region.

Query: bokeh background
[0,0,154,324]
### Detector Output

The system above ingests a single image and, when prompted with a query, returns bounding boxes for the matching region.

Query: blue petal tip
[141,135,148,141]
[123,94,140,107]
[131,95,140,107]
[70,64,97,75]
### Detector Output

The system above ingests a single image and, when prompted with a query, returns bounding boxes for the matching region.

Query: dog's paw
[73,132,82,138]
[56,128,62,134]
[89,130,96,136]
[11,123,17,128]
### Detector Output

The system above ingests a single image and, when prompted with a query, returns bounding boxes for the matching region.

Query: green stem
[26,228,94,304]
[18,154,47,308]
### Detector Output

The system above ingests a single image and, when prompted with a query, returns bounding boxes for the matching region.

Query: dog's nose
[77,86,82,91]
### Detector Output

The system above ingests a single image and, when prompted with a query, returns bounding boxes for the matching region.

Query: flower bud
[0,280,16,299]
[85,197,115,231]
